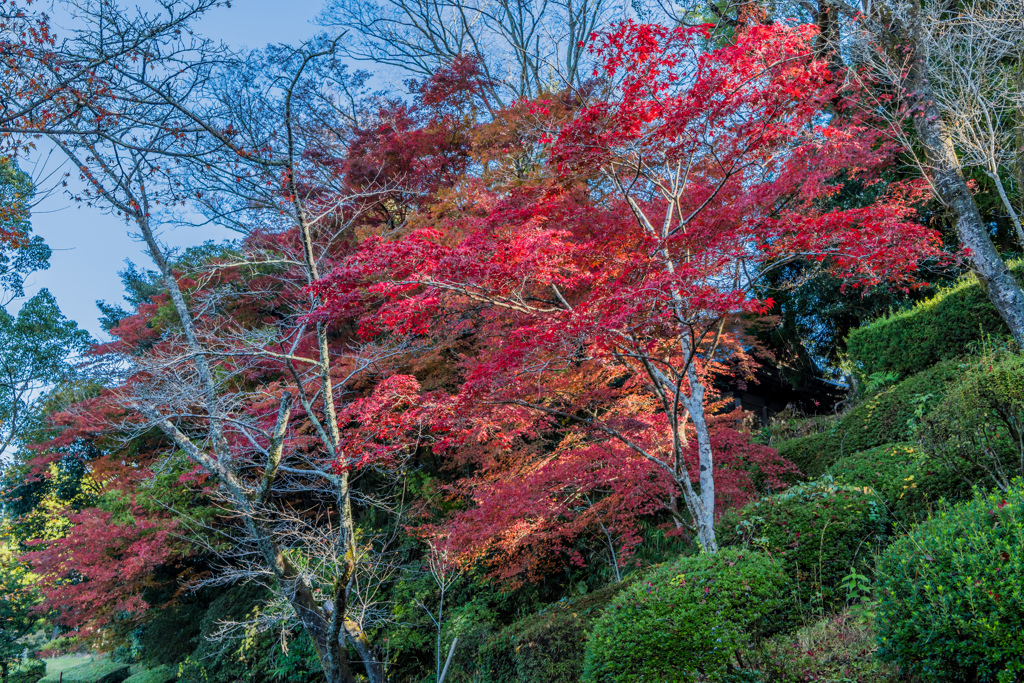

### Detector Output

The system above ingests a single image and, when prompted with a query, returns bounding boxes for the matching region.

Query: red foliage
[17,397,184,636]
[338,57,494,225]
[24,504,176,635]
[17,23,951,603]
[312,21,943,567]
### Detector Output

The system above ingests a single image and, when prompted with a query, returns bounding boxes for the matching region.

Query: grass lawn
[40,657,131,683]
[44,655,95,676]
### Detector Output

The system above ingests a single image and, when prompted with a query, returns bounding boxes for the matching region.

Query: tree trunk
[345,624,387,683]
[1016,66,1024,220]
[901,38,1024,345]
[289,586,355,683]
[682,383,719,553]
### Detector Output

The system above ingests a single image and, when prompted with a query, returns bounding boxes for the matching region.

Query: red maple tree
[18,404,182,637]
[313,21,943,555]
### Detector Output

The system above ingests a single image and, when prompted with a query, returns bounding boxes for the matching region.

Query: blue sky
[20,0,331,339]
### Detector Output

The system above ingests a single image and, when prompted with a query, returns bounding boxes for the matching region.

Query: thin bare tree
[918,0,1024,244]
[320,0,621,106]
[828,0,1024,344]
[5,2,432,680]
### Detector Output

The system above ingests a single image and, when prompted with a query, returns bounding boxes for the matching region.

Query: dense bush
[877,483,1024,682]
[581,549,787,683]
[718,481,888,611]
[477,581,631,683]
[846,267,1020,378]
[921,352,1024,492]
[775,360,962,477]
[888,458,973,527]
[8,660,46,683]
[825,443,917,506]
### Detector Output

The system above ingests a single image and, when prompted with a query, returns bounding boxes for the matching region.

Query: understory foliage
[753,612,901,683]
[922,351,1024,492]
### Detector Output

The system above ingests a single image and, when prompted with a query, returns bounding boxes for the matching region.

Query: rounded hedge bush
[877,483,1024,683]
[581,549,787,683]
[718,480,888,611]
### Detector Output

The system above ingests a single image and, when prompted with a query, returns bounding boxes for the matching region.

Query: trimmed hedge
[877,483,1024,682]
[581,549,787,683]
[9,660,46,683]
[775,360,962,478]
[775,433,831,479]
[718,480,888,611]
[846,266,1020,379]
[478,581,632,683]
[41,661,130,683]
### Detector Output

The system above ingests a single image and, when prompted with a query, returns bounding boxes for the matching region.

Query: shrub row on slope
[846,265,1022,378]
[775,360,962,478]
[477,581,632,683]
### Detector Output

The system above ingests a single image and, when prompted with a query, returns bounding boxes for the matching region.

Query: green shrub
[885,454,974,527]
[9,660,46,683]
[37,636,84,658]
[121,665,175,683]
[753,612,901,683]
[921,352,1024,492]
[40,661,130,683]
[846,267,1020,378]
[477,582,631,683]
[776,360,962,477]
[825,443,917,506]
[876,483,1024,682]
[775,433,833,480]
[581,549,787,683]
[719,480,888,612]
